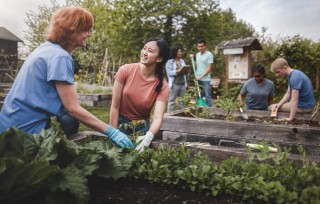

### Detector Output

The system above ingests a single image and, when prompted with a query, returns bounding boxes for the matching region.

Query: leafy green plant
[76,83,111,94]
[0,127,135,204]
[119,119,147,143]
[2,126,320,204]
[213,98,238,120]
[197,106,215,119]
[177,85,198,109]
[130,144,320,203]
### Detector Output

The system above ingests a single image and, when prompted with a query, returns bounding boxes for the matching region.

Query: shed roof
[217,37,262,50]
[0,27,23,42]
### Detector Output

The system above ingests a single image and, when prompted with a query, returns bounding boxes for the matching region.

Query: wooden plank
[77,93,112,101]
[0,68,11,72]
[161,115,320,145]
[162,130,320,157]
[67,131,320,165]
[0,83,13,89]
[166,108,314,121]
[79,99,111,107]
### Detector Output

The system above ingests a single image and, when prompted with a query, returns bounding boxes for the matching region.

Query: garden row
[1,127,319,204]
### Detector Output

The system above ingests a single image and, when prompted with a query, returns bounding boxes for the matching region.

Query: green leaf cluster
[131,144,320,203]
[0,127,135,203]
[23,0,254,75]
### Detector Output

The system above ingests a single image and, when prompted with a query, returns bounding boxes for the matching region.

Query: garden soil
[89,177,244,204]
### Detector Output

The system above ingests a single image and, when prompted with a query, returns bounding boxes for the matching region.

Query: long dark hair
[169,47,181,59]
[144,38,170,92]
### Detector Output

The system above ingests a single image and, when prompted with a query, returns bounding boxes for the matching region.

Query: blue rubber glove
[104,126,135,149]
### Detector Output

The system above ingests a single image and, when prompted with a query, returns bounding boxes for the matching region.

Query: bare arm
[238,93,245,107]
[148,100,166,135]
[288,89,299,120]
[109,80,123,128]
[55,81,107,132]
[277,86,291,108]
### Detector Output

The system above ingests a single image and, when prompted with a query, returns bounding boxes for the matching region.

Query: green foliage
[255,35,320,100]
[213,98,238,120]
[23,0,61,55]
[1,126,320,203]
[131,144,320,203]
[23,0,254,80]
[119,119,148,142]
[76,83,111,94]
[0,127,135,203]
[177,84,198,109]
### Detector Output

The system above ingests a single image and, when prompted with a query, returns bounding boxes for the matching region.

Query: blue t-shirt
[0,41,74,134]
[196,51,214,81]
[240,78,274,110]
[288,69,315,109]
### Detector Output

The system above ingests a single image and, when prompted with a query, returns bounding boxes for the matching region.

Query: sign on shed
[217,37,262,91]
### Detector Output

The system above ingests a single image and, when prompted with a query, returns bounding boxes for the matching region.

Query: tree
[257,35,320,100]
[23,0,62,55]
[22,0,256,85]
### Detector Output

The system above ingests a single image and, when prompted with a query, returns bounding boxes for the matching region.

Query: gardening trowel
[239,107,248,120]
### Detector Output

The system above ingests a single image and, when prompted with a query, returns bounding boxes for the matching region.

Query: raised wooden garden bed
[160,108,320,163]
[77,93,112,107]
[76,83,113,107]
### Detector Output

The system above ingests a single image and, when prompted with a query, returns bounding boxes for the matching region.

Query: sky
[0,0,320,43]
[219,0,320,42]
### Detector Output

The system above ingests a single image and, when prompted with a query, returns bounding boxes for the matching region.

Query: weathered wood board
[77,93,112,107]
[68,131,320,164]
[160,109,320,157]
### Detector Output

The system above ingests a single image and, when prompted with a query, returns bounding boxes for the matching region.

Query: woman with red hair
[0,6,134,149]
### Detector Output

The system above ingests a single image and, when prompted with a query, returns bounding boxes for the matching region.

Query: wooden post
[101,48,109,86]
[112,61,115,86]
[225,55,229,94]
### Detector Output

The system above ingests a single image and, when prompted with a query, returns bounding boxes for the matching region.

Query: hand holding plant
[104,126,135,148]
[135,131,154,153]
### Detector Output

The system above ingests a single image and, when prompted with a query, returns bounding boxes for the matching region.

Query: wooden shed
[0,27,22,55]
[0,27,23,83]
[217,37,262,91]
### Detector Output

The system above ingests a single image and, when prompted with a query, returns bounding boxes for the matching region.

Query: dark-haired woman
[165,47,188,112]
[109,38,170,152]
[238,65,274,111]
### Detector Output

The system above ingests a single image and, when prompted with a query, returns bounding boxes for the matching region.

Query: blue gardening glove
[135,131,154,153]
[104,126,135,149]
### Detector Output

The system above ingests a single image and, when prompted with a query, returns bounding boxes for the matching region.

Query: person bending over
[0,6,134,149]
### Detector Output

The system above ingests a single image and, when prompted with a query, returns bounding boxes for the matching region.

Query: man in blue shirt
[270,58,315,121]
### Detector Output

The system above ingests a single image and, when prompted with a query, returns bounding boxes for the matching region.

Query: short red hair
[46,6,94,50]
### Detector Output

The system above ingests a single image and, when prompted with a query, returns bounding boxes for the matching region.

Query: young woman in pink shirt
[110,38,170,152]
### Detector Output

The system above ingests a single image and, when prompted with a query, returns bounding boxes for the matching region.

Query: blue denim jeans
[198,80,212,107]
[46,113,79,136]
[118,115,150,136]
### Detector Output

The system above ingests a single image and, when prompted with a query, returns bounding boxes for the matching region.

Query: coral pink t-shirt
[115,63,168,120]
